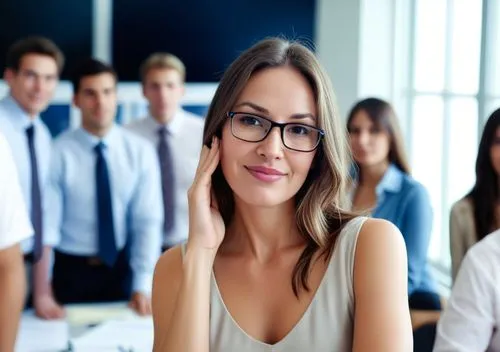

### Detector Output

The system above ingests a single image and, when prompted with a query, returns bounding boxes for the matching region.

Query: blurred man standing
[127,53,204,251]
[0,36,65,319]
[45,59,162,314]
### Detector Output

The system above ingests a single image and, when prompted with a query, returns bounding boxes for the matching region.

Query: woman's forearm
[157,246,214,352]
[0,245,25,352]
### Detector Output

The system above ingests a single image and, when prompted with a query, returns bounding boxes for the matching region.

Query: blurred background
[1,0,499,295]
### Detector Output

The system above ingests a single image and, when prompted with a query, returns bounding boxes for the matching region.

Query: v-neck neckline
[211,247,335,348]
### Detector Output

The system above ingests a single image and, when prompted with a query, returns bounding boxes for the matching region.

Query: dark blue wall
[0,0,92,80]
[0,1,315,82]
[112,0,316,82]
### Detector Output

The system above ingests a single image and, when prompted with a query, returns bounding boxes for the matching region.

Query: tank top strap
[325,216,369,299]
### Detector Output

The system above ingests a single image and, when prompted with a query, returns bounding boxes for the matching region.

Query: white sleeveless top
[182,216,367,352]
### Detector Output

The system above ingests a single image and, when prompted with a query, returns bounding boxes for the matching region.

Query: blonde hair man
[127,53,204,250]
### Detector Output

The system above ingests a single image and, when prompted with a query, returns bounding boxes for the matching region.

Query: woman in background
[347,98,438,305]
[450,108,500,281]
[347,98,440,351]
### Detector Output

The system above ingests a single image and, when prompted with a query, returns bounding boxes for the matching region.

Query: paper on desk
[15,314,69,352]
[70,317,154,352]
[65,302,135,326]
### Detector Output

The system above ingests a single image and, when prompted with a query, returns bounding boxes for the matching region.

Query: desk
[16,302,153,352]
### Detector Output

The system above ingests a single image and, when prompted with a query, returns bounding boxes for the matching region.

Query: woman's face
[489,127,500,176]
[348,109,391,168]
[220,66,318,208]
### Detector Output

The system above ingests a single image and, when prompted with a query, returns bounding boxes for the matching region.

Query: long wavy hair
[347,98,411,175]
[467,108,500,241]
[202,37,357,297]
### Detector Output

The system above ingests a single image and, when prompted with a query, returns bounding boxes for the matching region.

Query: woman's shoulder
[353,217,406,274]
[355,218,403,247]
[451,196,474,215]
[333,217,403,261]
[153,245,184,290]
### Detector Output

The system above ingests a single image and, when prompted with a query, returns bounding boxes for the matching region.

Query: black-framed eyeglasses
[227,111,324,152]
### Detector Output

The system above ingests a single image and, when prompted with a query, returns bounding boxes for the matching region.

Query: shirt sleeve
[0,133,33,250]
[434,247,496,351]
[400,183,433,295]
[128,143,163,295]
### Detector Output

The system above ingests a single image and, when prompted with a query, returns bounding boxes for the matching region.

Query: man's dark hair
[6,36,64,73]
[71,58,117,93]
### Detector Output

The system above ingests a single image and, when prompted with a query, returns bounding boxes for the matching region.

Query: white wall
[316,0,400,120]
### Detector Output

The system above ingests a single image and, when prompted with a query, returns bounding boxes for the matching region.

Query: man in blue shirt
[127,53,204,251]
[45,59,163,315]
[0,36,65,319]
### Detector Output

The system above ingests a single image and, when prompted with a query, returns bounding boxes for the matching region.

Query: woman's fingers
[196,137,220,186]
[190,136,220,194]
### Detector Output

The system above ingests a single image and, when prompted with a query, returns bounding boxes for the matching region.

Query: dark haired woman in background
[347,98,441,351]
[450,108,500,281]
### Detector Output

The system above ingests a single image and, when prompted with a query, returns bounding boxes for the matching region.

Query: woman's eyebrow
[233,101,269,114]
[290,113,316,121]
[234,102,316,121]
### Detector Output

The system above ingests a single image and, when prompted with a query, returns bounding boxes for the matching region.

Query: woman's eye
[239,116,262,126]
[288,125,311,135]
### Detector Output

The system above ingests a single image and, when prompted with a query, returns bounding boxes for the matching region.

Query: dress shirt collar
[77,124,120,150]
[146,108,185,136]
[375,163,404,196]
[349,163,404,200]
[0,95,41,130]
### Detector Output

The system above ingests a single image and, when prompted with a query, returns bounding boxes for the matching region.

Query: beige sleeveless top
[182,216,367,352]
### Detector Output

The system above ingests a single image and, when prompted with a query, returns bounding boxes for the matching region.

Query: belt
[55,251,114,267]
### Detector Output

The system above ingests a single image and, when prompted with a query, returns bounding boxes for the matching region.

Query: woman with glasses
[347,98,440,350]
[151,38,412,352]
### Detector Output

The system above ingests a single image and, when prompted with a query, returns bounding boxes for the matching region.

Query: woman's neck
[223,198,305,263]
[358,161,390,189]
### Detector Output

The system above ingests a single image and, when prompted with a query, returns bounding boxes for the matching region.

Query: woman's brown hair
[203,38,356,296]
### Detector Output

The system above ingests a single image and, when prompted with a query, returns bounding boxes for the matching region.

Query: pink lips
[245,165,286,182]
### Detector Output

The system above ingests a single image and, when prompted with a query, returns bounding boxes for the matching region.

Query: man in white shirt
[434,229,500,351]
[0,132,33,351]
[127,53,204,250]
[0,36,65,319]
[45,58,163,315]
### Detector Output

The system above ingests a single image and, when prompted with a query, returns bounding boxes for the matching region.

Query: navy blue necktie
[95,142,118,267]
[158,127,175,236]
[26,125,43,262]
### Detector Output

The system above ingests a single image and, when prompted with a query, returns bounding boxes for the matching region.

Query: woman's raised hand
[187,137,225,252]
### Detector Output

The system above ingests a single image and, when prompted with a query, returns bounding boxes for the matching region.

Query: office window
[404,0,490,268]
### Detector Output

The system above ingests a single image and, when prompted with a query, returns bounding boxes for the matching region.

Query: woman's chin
[233,189,293,209]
